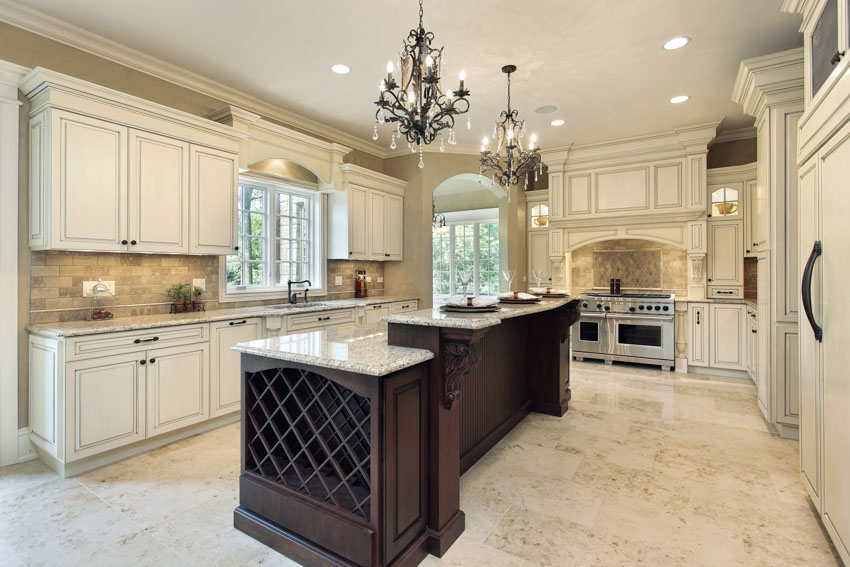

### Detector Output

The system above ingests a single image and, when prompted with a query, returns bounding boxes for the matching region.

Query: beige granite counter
[232,322,434,377]
[383,297,574,330]
[27,296,419,338]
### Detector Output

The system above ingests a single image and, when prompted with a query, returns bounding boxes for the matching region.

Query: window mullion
[449,225,456,296]
[473,222,481,296]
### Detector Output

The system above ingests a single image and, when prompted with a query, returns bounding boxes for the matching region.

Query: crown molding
[713,126,757,143]
[0,0,387,157]
[340,163,407,196]
[706,162,758,183]
[781,0,820,31]
[0,58,29,92]
[732,48,804,119]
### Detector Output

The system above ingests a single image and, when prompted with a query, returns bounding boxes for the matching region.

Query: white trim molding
[732,48,805,121]
[17,428,35,463]
[0,0,386,158]
[0,58,28,467]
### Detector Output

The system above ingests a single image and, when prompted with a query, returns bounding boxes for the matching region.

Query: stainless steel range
[572,292,675,371]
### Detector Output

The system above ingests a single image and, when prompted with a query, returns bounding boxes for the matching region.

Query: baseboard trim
[17,428,35,463]
[688,365,752,381]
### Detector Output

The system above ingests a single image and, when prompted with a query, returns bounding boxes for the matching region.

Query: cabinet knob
[139,360,146,365]
[349,251,353,255]
[234,246,240,251]
[746,249,750,253]
[707,278,712,282]
[130,240,137,245]
[149,358,156,363]
[121,239,128,245]
[751,329,757,334]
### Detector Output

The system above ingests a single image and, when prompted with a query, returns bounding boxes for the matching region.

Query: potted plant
[166,283,190,312]
[192,286,203,311]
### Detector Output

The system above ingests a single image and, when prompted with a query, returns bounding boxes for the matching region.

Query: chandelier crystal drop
[480,65,541,199]
[374,0,471,168]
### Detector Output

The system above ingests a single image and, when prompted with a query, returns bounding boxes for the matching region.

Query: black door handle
[121,239,128,245]
[133,336,160,344]
[130,240,137,245]
[318,316,331,321]
[801,240,823,342]
[831,50,845,65]
[229,320,247,326]
[139,360,146,365]
[149,358,156,364]
[696,311,700,325]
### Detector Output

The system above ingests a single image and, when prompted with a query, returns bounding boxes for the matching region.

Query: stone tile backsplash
[29,251,385,324]
[570,239,687,297]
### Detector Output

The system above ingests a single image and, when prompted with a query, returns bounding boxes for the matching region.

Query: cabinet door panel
[528,232,551,283]
[348,186,369,259]
[385,194,403,260]
[129,130,189,253]
[757,255,771,420]
[53,111,127,251]
[210,319,261,418]
[147,343,209,436]
[708,221,743,286]
[369,190,387,260]
[66,353,144,461]
[709,304,746,370]
[687,304,709,367]
[365,304,390,324]
[190,145,237,255]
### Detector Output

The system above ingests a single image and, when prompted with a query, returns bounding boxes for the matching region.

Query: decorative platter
[538,293,568,298]
[439,304,501,313]
[498,297,542,304]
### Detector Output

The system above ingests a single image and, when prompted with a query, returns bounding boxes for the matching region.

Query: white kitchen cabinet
[128,130,189,253]
[146,343,209,437]
[23,68,243,255]
[708,303,747,371]
[285,308,357,334]
[368,190,387,261]
[209,318,262,418]
[30,110,128,252]
[189,145,238,255]
[365,303,390,324]
[389,300,419,314]
[65,353,144,461]
[744,179,758,257]
[528,231,552,285]
[757,254,771,419]
[747,306,758,381]
[687,303,709,367]
[706,220,744,289]
[330,164,406,261]
[384,194,404,260]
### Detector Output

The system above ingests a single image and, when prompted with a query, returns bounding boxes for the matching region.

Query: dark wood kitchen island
[231,298,580,567]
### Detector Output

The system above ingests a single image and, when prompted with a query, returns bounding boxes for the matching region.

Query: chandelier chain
[419,0,424,28]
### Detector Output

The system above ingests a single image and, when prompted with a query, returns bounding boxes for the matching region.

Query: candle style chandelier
[374,0,471,168]
[480,65,542,195]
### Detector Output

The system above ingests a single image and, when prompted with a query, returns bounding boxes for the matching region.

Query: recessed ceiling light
[330,64,351,75]
[670,95,689,104]
[663,36,690,50]
[535,105,558,114]
[550,119,566,126]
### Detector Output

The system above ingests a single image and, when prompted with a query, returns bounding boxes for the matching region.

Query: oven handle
[579,312,607,319]
[609,314,674,322]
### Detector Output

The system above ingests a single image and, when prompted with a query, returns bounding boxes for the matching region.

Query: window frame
[432,208,500,299]
[219,175,326,302]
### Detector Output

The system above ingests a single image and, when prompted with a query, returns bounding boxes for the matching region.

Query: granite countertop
[27,296,419,338]
[382,297,574,330]
[232,322,434,377]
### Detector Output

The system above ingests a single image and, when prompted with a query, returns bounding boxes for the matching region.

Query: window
[711,186,739,217]
[432,209,500,298]
[530,204,549,228]
[225,178,322,297]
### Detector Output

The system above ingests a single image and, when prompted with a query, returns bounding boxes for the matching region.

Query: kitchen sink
[266,303,330,310]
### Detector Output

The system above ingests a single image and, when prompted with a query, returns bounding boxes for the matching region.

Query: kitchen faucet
[287,279,312,304]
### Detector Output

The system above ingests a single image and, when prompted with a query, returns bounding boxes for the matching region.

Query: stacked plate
[439,296,500,313]
[498,292,542,304]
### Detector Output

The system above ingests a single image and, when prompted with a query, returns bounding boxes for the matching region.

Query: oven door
[572,312,608,355]
[609,313,674,361]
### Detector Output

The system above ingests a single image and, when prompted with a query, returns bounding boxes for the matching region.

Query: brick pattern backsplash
[744,257,757,299]
[570,239,688,297]
[30,251,386,324]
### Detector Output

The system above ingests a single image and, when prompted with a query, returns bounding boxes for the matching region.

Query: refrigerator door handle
[801,240,823,342]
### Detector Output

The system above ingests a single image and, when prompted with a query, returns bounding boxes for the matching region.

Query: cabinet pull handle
[401,304,410,308]
[318,316,331,321]
[696,312,700,325]
[149,358,156,363]
[801,240,823,342]
[831,50,845,65]
[121,239,128,245]
[133,336,159,344]
[139,360,146,365]
[752,329,757,334]
[229,320,247,326]
[716,291,734,295]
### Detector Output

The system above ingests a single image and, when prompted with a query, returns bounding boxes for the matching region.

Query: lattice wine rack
[244,367,372,521]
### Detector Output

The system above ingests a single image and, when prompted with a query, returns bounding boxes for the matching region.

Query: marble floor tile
[0,361,840,566]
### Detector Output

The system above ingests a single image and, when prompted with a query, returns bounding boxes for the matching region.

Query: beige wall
[570,239,687,297]
[707,138,757,169]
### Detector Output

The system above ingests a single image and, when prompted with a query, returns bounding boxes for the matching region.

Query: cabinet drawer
[286,309,355,333]
[390,300,418,313]
[708,287,743,299]
[66,324,208,361]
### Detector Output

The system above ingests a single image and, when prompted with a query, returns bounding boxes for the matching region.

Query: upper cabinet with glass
[707,182,743,220]
[530,204,549,228]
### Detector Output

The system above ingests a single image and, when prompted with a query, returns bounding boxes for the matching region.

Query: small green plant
[166,283,191,302]
[193,286,203,299]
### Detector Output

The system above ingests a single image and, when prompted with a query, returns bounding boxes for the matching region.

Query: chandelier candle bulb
[386,61,394,82]
[459,69,466,89]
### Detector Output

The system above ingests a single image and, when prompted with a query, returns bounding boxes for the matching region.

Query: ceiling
[12,0,803,152]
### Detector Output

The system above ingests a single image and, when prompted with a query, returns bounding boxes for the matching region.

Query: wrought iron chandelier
[480,65,542,194]
[374,0,471,169]
[432,206,448,235]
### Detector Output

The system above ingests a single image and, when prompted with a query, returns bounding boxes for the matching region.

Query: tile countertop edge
[232,323,435,377]
[26,296,421,338]
[382,297,573,329]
